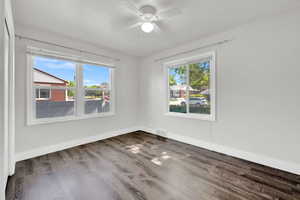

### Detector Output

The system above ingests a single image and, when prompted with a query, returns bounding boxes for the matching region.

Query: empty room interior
[1,0,300,199]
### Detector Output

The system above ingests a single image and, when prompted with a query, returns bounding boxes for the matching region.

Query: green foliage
[174,66,187,83]
[85,90,102,99]
[65,81,109,98]
[189,94,206,98]
[168,64,209,91]
[88,85,101,89]
[67,81,75,97]
[67,81,75,87]
[174,66,186,76]
[84,82,109,89]
[168,66,186,86]
[169,75,176,86]
[189,63,209,91]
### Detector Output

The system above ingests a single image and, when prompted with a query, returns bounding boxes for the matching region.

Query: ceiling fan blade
[112,15,142,31]
[158,8,182,19]
[128,22,143,30]
[120,0,143,16]
[153,22,162,33]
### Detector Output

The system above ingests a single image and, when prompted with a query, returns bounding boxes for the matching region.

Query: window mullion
[76,63,84,116]
[186,64,190,114]
[30,55,36,122]
[110,68,115,114]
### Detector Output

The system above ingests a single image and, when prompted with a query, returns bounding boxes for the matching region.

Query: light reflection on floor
[151,151,172,166]
[126,143,189,166]
[126,144,142,154]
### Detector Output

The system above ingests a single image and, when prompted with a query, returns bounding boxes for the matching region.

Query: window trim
[164,51,216,121]
[27,50,115,126]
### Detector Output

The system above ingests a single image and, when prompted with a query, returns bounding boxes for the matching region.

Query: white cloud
[84,79,100,86]
[34,56,75,70]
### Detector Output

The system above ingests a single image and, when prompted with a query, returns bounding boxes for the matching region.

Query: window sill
[165,112,215,121]
[27,112,115,126]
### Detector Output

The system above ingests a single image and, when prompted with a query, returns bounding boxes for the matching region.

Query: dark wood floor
[6,131,300,200]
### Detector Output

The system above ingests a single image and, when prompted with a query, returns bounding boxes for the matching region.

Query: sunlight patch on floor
[151,151,172,166]
[126,144,143,154]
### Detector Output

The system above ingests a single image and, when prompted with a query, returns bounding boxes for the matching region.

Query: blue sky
[83,64,109,86]
[34,56,109,86]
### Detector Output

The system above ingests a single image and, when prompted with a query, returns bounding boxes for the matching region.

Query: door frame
[4,0,15,176]
[3,16,10,184]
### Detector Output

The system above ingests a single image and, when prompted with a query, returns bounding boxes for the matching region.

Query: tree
[88,85,101,89]
[189,63,209,91]
[174,66,187,84]
[169,63,209,90]
[67,81,75,97]
[169,74,176,86]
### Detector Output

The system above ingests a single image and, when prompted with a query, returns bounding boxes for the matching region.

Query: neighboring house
[170,85,210,98]
[170,85,193,98]
[200,89,209,95]
[33,68,68,101]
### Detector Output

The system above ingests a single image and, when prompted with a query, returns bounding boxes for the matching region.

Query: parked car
[169,97,208,106]
[169,98,185,106]
[189,97,208,106]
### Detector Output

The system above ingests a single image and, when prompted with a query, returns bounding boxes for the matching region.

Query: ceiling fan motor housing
[139,5,157,21]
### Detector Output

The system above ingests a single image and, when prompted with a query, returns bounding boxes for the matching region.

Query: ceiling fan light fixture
[141,22,154,33]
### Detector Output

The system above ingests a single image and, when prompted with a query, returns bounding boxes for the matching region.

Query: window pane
[84,90,110,114]
[35,89,39,99]
[169,66,187,113]
[33,56,77,119]
[39,89,51,99]
[83,64,110,89]
[36,89,76,119]
[189,60,211,114]
[33,56,76,88]
[83,64,111,115]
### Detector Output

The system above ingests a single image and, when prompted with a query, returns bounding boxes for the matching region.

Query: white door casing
[3,19,10,184]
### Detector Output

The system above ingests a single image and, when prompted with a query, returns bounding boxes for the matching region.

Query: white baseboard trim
[15,126,300,175]
[139,127,300,175]
[15,127,140,162]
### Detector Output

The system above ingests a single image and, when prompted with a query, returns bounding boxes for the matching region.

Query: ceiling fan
[122,0,182,33]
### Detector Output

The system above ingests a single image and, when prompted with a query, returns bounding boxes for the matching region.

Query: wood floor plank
[6,131,300,200]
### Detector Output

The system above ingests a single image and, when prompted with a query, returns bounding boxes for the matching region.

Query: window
[36,88,51,100]
[27,51,114,125]
[166,52,216,121]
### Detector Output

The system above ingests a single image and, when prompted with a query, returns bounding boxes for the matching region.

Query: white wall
[138,10,300,170]
[15,25,139,154]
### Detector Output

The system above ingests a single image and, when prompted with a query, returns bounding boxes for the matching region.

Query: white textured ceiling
[13,0,300,56]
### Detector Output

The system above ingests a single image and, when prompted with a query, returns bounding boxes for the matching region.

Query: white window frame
[27,48,115,125]
[164,51,216,121]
